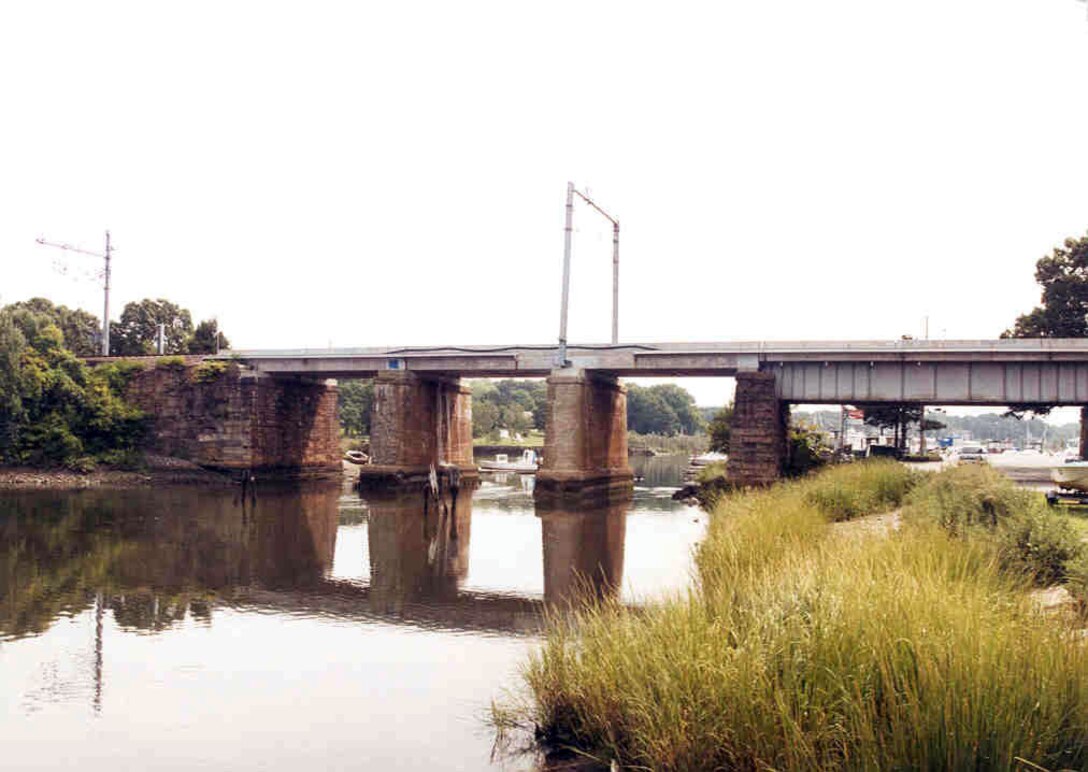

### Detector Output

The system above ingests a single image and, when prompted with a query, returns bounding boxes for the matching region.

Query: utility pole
[36,231,114,355]
[557,182,621,366]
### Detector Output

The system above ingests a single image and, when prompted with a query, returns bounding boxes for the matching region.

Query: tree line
[336,378,711,441]
[0,296,231,468]
[0,299,146,467]
[4,297,230,357]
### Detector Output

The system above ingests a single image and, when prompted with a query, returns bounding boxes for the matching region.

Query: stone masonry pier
[120,358,340,477]
[358,370,476,490]
[536,369,633,500]
[727,371,788,487]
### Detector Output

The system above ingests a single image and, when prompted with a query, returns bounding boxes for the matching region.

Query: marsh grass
[802,459,917,521]
[508,462,1088,770]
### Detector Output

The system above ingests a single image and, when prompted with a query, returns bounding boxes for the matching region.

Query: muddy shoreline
[0,455,234,490]
[0,456,357,491]
[0,465,234,490]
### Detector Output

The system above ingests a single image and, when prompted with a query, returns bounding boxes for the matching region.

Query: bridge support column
[727,371,787,487]
[536,369,633,500]
[358,371,476,490]
[1080,406,1088,460]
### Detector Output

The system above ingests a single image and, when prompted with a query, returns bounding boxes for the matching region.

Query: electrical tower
[35,231,114,355]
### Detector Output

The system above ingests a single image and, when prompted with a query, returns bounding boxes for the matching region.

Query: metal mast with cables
[36,231,114,355]
[557,182,620,366]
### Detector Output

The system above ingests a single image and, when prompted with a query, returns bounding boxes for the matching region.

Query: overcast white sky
[3,1,1088,413]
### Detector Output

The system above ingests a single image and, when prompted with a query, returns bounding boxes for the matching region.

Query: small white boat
[1051,460,1088,492]
[689,452,728,467]
[344,449,370,465]
[479,449,539,473]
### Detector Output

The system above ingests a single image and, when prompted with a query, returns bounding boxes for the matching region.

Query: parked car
[957,445,988,464]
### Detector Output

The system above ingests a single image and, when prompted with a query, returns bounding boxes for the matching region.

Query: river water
[0,455,703,771]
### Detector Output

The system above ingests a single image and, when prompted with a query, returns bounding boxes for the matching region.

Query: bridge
[94,340,1088,489]
[208,338,1088,489]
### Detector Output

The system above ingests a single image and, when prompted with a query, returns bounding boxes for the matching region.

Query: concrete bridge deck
[224,339,1088,373]
[224,339,1088,407]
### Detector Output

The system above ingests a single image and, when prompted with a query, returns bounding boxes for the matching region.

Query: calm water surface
[0,455,703,770]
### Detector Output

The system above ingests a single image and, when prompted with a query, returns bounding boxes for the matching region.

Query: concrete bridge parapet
[359,370,477,490]
[536,368,633,499]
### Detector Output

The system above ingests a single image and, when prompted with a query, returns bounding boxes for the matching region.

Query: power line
[36,232,114,356]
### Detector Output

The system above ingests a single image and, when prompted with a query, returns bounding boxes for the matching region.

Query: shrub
[65,455,97,474]
[94,360,147,394]
[903,464,1033,534]
[904,465,1083,586]
[1065,551,1088,606]
[96,448,147,470]
[785,423,828,477]
[996,505,1082,586]
[693,460,726,484]
[802,459,917,521]
[192,360,228,383]
[155,356,187,370]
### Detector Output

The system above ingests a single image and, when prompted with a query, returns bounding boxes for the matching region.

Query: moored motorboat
[1051,460,1088,492]
[478,449,539,473]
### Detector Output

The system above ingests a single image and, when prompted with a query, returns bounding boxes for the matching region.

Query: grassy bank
[499,461,1088,770]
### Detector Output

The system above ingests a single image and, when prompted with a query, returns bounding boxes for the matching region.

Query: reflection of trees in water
[0,485,339,640]
[0,495,128,639]
[629,454,690,488]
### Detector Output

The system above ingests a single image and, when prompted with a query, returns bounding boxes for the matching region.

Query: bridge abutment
[536,369,633,500]
[358,371,477,490]
[726,371,788,487]
[121,359,341,477]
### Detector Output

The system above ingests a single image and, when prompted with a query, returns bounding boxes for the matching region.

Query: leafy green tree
[338,380,374,437]
[0,305,147,466]
[650,384,706,435]
[5,297,101,356]
[857,403,927,451]
[110,299,193,356]
[707,404,733,453]
[472,400,500,439]
[468,379,546,438]
[187,319,229,354]
[1002,232,1088,422]
[627,385,681,435]
[1004,232,1088,339]
[500,402,534,437]
[0,313,26,452]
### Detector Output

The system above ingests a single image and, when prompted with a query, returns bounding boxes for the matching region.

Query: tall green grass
[801,458,917,521]
[504,462,1088,770]
[904,464,1084,586]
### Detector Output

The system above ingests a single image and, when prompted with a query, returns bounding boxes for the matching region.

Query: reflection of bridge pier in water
[364,478,632,609]
[365,483,475,611]
[538,490,630,606]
